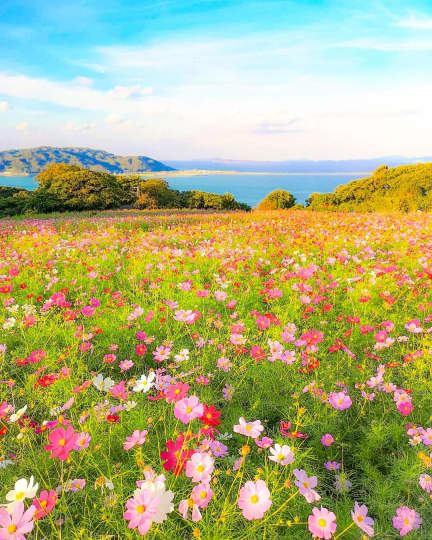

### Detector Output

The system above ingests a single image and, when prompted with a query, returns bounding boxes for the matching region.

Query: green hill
[0,146,174,175]
[306,163,432,212]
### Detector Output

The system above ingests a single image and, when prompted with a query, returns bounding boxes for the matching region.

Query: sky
[1,0,432,161]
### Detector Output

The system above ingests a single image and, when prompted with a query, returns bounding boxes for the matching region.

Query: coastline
[0,169,372,178]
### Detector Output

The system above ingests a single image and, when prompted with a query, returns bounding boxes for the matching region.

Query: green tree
[35,163,127,210]
[257,189,296,210]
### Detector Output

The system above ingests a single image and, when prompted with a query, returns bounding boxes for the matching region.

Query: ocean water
[0,173,366,207]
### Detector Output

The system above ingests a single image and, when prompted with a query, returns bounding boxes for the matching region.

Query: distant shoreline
[0,169,372,178]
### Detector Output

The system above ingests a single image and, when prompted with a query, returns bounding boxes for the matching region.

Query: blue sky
[1,0,432,160]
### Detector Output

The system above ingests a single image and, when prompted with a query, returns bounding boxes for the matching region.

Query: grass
[0,210,431,539]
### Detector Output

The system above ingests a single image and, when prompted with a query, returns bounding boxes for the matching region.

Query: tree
[34,163,127,210]
[257,190,296,210]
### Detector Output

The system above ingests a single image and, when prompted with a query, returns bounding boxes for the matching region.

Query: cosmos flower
[308,506,337,539]
[237,480,272,520]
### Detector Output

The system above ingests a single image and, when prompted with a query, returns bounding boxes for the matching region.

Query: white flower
[9,405,28,423]
[124,400,137,411]
[93,374,115,392]
[269,443,295,465]
[134,481,174,524]
[3,317,16,330]
[0,458,13,470]
[133,372,156,393]
[174,349,190,363]
[4,475,39,512]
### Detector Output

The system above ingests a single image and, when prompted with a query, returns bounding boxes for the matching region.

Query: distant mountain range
[165,157,432,173]
[0,146,174,175]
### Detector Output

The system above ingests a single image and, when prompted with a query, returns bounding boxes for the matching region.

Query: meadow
[0,209,431,539]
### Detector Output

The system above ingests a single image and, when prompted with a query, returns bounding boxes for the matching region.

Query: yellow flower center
[197,465,205,472]
[15,491,25,501]
[303,481,309,488]
[200,491,207,499]
[318,518,327,527]
[403,518,410,525]
[250,495,259,504]
[40,500,48,508]
[8,525,17,534]
[186,406,193,413]
[357,515,364,522]
[58,438,66,447]
[277,453,285,460]
[136,504,146,514]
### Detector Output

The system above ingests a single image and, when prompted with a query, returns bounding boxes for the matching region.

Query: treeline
[0,164,250,217]
[306,163,432,212]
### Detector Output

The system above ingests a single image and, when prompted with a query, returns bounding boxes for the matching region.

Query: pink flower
[351,501,374,537]
[185,452,214,483]
[328,392,352,410]
[237,480,272,520]
[419,473,432,492]
[397,400,413,417]
[293,469,321,503]
[233,417,264,439]
[74,432,91,450]
[321,434,334,447]
[392,506,422,536]
[165,382,189,403]
[0,502,35,539]
[174,396,204,424]
[123,430,148,450]
[421,427,432,445]
[123,489,160,536]
[81,305,95,317]
[191,483,214,508]
[33,490,57,520]
[178,499,202,522]
[308,506,337,539]
[44,426,78,461]
[255,437,273,449]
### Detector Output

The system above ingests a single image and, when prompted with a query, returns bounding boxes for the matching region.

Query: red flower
[199,405,221,426]
[106,414,120,423]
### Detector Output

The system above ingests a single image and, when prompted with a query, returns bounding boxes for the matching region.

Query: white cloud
[395,15,432,30]
[15,122,28,131]
[0,73,165,114]
[0,101,7,112]
[63,121,96,132]
[107,85,152,99]
[335,38,432,51]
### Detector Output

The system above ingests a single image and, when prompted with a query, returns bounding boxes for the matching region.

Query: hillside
[306,163,432,212]
[0,146,174,175]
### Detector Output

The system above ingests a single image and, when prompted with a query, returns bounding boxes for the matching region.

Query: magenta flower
[328,391,352,410]
[44,425,78,461]
[0,502,35,539]
[351,501,374,537]
[237,480,272,520]
[321,434,334,446]
[33,490,58,520]
[174,396,204,424]
[392,506,422,536]
[308,506,337,539]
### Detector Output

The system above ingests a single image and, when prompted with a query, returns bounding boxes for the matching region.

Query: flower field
[1,210,432,539]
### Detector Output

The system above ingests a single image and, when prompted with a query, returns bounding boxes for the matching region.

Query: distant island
[306,163,432,212]
[0,146,174,175]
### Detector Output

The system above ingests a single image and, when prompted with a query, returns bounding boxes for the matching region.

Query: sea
[0,172,367,207]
